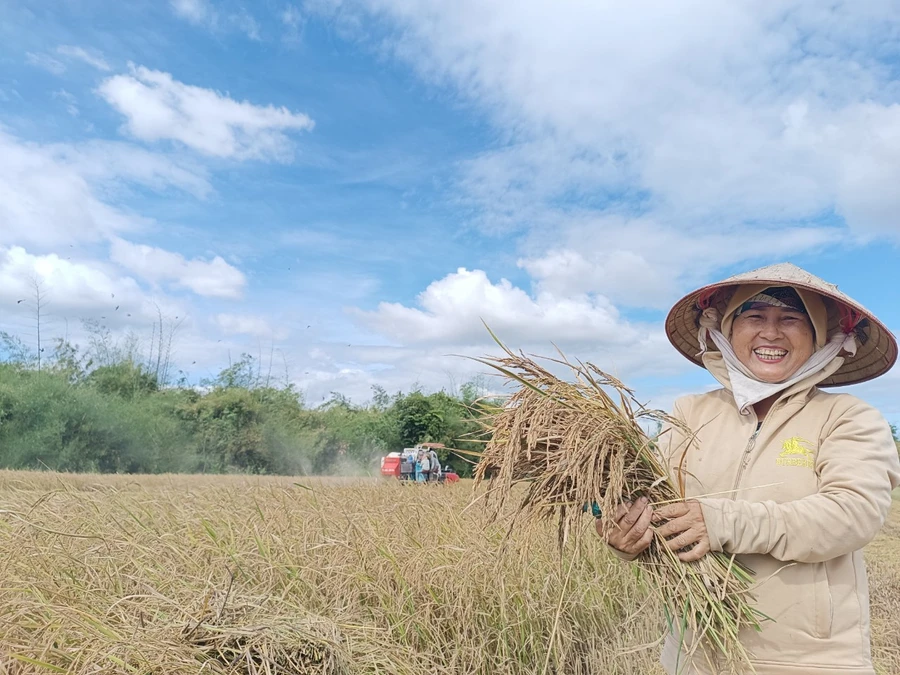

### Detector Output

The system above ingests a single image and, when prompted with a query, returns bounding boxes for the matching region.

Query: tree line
[0,328,489,477]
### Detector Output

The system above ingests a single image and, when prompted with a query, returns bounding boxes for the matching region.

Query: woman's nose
[758,318,783,339]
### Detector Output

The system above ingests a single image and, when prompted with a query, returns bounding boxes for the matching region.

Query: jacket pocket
[812,561,834,639]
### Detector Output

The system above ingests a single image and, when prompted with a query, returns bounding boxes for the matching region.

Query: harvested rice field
[0,471,898,675]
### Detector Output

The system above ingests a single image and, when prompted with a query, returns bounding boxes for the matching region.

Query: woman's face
[730,305,815,383]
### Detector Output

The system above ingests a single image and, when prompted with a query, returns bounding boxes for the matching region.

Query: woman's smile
[752,346,788,363]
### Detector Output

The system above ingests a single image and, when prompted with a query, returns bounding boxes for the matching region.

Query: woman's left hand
[653,501,711,562]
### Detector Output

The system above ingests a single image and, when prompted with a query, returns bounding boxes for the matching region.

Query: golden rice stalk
[471,334,768,672]
[184,591,350,674]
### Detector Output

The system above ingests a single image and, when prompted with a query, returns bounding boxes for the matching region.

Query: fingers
[636,521,654,551]
[617,503,653,548]
[664,528,701,552]
[655,515,693,540]
[652,502,690,521]
[604,498,654,555]
[678,539,710,563]
[603,498,710,562]
[618,498,648,529]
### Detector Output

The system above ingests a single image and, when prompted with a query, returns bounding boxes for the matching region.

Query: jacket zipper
[731,428,759,494]
[730,402,782,495]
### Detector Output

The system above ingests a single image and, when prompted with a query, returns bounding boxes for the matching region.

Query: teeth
[754,348,787,360]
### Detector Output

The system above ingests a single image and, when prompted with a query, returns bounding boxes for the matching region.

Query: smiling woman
[604,263,900,675]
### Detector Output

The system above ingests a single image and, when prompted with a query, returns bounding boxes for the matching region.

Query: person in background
[420,448,431,483]
[415,449,426,483]
[400,452,413,481]
[602,263,900,675]
[428,448,441,482]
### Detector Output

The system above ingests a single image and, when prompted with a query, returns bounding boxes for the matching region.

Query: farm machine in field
[379,442,460,483]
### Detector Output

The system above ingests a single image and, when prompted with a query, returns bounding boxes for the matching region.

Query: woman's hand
[598,496,653,556]
[653,501,710,562]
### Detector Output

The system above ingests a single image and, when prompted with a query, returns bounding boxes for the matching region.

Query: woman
[420,449,431,483]
[415,449,426,483]
[604,263,900,675]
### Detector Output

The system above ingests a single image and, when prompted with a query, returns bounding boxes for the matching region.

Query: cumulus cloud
[97,65,314,160]
[291,0,900,414]
[310,0,900,242]
[350,267,683,385]
[0,129,212,248]
[109,238,246,299]
[517,217,845,308]
[56,45,111,71]
[355,267,629,344]
[0,130,138,247]
[0,246,155,321]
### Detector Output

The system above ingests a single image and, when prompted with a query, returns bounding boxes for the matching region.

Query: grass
[0,471,898,674]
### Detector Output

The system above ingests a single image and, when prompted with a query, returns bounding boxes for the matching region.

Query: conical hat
[665,263,897,387]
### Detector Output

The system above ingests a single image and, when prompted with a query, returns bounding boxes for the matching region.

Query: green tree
[391,392,447,448]
[87,362,159,399]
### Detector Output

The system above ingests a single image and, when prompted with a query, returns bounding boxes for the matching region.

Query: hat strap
[696,307,721,356]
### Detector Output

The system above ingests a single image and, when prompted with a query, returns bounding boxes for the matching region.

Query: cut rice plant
[186,595,350,675]
[471,333,768,673]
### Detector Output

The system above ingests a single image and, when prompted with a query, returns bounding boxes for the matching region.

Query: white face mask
[696,307,857,415]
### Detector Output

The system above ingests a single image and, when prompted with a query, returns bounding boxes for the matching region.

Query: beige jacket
[657,357,900,675]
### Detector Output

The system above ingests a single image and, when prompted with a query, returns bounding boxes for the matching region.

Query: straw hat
[665,262,897,387]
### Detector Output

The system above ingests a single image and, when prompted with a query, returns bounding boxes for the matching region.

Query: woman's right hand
[598,496,654,556]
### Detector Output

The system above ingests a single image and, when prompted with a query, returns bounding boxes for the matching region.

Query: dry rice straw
[469,331,768,673]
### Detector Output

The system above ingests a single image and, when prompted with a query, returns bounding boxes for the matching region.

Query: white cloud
[53,140,213,199]
[52,90,79,117]
[215,313,288,340]
[110,238,246,299]
[282,4,303,27]
[281,4,305,43]
[171,0,211,24]
[330,266,691,408]
[56,45,111,71]
[0,246,197,378]
[351,267,679,375]
[230,11,261,40]
[290,1,900,414]
[170,0,262,40]
[97,65,315,160]
[0,246,158,322]
[310,0,900,243]
[25,52,65,75]
[0,129,212,248]
[0,130,138,247]
[517,217,845,308]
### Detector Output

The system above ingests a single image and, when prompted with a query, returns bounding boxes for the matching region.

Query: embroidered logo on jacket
[776,437,815,468]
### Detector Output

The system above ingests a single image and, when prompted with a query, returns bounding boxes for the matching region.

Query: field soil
[0,472,897,674]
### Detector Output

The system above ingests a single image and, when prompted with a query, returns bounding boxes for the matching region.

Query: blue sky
[1,0,899,422]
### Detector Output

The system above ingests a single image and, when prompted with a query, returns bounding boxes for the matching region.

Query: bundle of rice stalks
[184,592,349,675]
[470,336,767,672]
